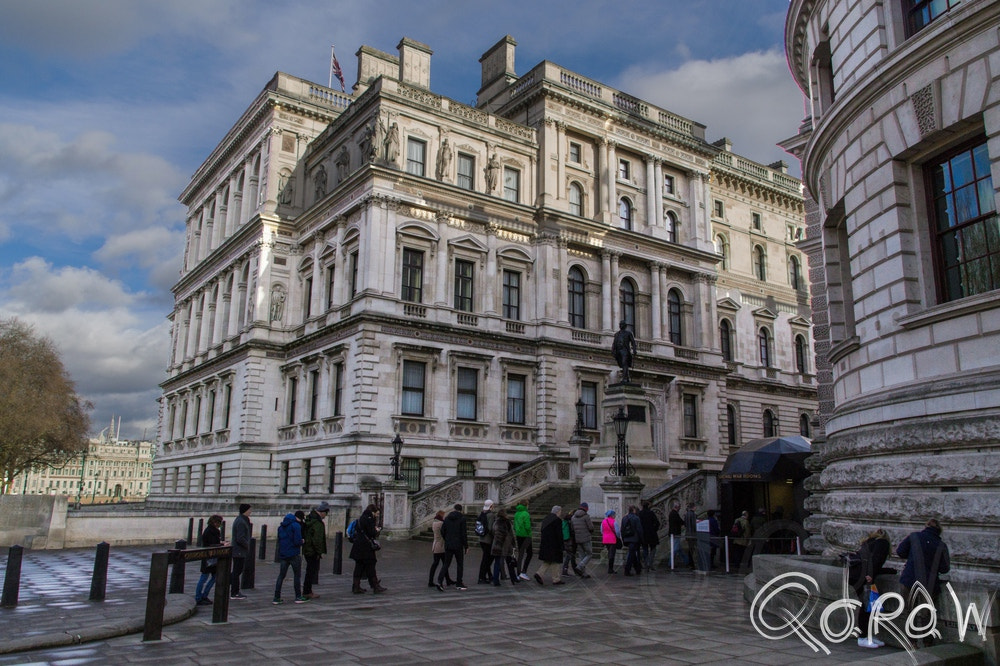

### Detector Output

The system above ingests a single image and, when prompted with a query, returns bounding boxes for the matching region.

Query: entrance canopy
[719,435,812,482]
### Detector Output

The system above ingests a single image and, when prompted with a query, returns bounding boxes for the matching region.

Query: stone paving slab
[0,539,962,665]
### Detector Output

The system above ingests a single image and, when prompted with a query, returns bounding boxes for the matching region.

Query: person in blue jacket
[273,512,307,604]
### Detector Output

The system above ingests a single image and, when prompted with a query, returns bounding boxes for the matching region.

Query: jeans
[303,555,320,595]
[624,542,642,574]
[195,571,216,601]
[429,552,453,585]
[440,548,464,586]
[605,542,619,572]
[230,557,245,596]
[492,555,518,585]
[641,543,657,569]
[576,540,593,569]
[274,554,302,601]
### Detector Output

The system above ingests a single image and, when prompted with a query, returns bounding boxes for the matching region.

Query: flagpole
[329,45,335,89]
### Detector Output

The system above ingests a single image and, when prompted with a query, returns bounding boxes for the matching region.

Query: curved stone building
[783,0,1000,587]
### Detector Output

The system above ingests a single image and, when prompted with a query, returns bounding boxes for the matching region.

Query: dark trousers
[624,542,642,575]
[230,557,245,596]
[429,553,453,585]
[516,536,532,573]
[605,543,619,572]
[352,559,378,587]
[440,548,464,586]
[478,543,493,582]
[492,555,518,585]
[303,555,320,595]
[274,554,301,601]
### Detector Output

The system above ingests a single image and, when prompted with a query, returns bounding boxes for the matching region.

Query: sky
[0,0,805,440]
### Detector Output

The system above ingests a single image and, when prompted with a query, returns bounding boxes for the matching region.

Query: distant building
[783,0,1000,584]
[8,425,155,505]
[152,36,815,519]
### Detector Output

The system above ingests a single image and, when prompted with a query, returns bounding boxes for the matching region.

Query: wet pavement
[0,540,930,665]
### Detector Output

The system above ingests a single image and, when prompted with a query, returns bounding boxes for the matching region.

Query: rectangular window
[223,383,232,429]
[326,457,336,494]
[193,396,201,435]
[348,250,359,298]
[683,394,698,438]
[502,269,521,320]
[303,276,313,319]
[569,142,581,163]
[207,389,216,432]
[457,460,475,478]
[456,368,478,420]
[401,360,426,416]
[713,200,725,218]
[752,212,762,230]
[287,377,298,425]
[503,167,520,203]
[457,153,475,190]
[309,369,320,421]
[618,159,630,180]
[302,459,311,494]
[406,138,426,176]
[454,259,474,312]
[905,0,961,37]
[928,139,998,302]
[401,248,424,303]
[280,461,289,494]
[326,265,336,310]
[180,402,188,438]
[400,458,422,492]
[333,362,344,417]
[664,174,675,195]
[580,382,597,429]
[506,374,526,424]
[214,462,222,493]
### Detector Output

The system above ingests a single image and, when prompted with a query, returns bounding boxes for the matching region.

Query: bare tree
[0,318,91,494]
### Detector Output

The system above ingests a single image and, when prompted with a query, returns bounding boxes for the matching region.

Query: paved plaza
[0,539,933,665]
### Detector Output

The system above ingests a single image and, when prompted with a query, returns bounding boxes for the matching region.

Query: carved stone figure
[269,284,286,322]
[484,152,500,193]
[383,122,399,163]
[313,165,327,200]
[335,146,350,181]
[612,320,638,383]
[436,137,452,180]
[277,169,294,204]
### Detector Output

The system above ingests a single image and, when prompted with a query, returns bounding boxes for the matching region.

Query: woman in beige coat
[428,510,454,590]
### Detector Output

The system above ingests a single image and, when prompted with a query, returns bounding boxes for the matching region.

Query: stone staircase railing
[641,469,716,536]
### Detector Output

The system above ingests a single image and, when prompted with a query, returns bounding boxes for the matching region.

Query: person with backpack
[730,510,752,569]
[570,503,594,577]
[349,503,386,594]
[513,503,533,580]
[638,500,660,571]
[621,505,644,576]
[439,503,468,590]
[273,512,307,604]
[302,502,329,599]
[475,499,496,584]
[561,508,578,577]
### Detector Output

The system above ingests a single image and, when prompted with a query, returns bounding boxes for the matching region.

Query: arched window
[727,404,738,449]
[619,278,636,332]
[667,289,682,345]
[569,183,583,216]
[568,266,586,329]
[619,198,633,231]
[753,245,767,281]
[719,319,733,361]
[794,334,808,374]
[715,234,729,270]
[758,327,771,367]
[799,413,811,437]
[763,409,777,437]
[788,255,802,290]
[665,211,678,243]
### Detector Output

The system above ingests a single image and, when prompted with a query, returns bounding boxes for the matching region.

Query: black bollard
[143,552,169,642]
[168,539,186,594]
[221,519,226,542]
[196,518,204,546]
[243,537,256,589]
[258,524,267,560]
[332,531,343,575]
[89,542,110,601]
[1,545,23,608]
[187,517,194,545]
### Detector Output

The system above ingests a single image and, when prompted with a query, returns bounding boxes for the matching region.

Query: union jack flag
[330,46,345,92]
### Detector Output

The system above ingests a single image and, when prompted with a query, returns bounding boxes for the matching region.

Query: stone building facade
[783,0,1000,585]
[152,36,815,519]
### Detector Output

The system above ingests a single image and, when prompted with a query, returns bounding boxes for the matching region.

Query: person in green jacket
[513,503,533,580]
[302,502,330,599]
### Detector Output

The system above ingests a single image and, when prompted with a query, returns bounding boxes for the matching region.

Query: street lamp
[610,406,634,477]
[390,434,404,481]
[574,399,585,436]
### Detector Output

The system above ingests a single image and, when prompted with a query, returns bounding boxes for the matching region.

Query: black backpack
[621,516,636,538]
[474,511,488,537]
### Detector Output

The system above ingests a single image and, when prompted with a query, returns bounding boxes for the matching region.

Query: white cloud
[6,258,135,312]
[617,49,805,174]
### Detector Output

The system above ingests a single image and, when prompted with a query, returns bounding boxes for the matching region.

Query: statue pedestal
[580,383,672,517]
[380,480,410,538]
[600,476,645,519]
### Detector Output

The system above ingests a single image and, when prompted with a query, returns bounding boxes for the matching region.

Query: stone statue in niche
[383,122,399,164]
[611,320,638,383]
[313,164,327,200]
[269,284,286,322]
[277,169,294,204]
[484,152,500,193]
[436,137,452,180]
[335,146,350,181]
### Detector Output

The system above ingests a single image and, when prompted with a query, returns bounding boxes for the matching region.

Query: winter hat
[580,502,589,510]
[239,503,251,514]
[316,501,331,513]
[606,510,616,517]
[483,499,494,511]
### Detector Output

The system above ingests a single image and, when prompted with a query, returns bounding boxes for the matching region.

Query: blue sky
[0,0,804,439]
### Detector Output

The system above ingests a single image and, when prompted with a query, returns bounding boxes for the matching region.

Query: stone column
[555,122,566,201]
[606,141,617,220]
[650,262,662,340]
[197,291,212,355]
[212,280,227,350]
[653,160,664,228]
[609,252,620,326]
[601,251,613,331]
[596,139,607,220]
[645,157,657,229]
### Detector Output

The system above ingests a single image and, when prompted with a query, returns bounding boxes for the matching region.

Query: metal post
[669,535,674,571]
[196,518,204,546]
[187,517,194,545]
[1,545,23,608]
[244,538,256,589]
[89,542,110,601]
[258,524,267,560]
[212,550,231,624]
[220,519,226,543]
[168,539,186,594]
[333,531,343,575]
[796,536,801,556]
[143,552,169,641]
[723,536,730,574]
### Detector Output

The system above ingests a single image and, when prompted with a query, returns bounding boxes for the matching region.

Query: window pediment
[717,297,742,313]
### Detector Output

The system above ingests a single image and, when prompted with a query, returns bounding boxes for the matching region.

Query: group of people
[428,500,663,589]
[193,503,254,606]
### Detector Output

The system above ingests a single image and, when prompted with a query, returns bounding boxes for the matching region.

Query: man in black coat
[638,501,660,570]
[440,503,469,590]
[533,505,565,585]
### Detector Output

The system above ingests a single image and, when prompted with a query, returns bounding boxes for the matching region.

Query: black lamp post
[574,399,585,436]
[610,406,634,477]
[390,434,404,481]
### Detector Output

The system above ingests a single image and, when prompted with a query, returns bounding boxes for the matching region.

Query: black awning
[719,435,812,482]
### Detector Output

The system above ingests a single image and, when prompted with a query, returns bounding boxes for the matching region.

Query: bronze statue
[612,320,637,383]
